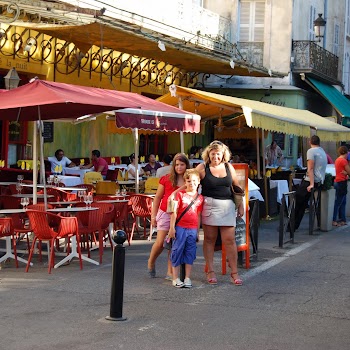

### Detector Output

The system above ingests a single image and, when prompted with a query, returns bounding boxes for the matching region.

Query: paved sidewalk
[0,212,347,350]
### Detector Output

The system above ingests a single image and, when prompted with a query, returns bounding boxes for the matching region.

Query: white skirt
[201,197,236,227]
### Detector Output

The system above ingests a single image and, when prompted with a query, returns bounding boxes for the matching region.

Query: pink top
[326,153,334,164]
[159,174,178,212]
[93,157,108,176]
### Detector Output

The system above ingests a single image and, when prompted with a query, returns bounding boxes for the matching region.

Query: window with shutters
[308,5,316,41]
[333,23,339,56]
[239,0,265,42]
[344,53,350,94]
[347,0,350,36]
[192,0,203,6]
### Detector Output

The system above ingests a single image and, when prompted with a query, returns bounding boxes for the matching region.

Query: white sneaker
[184,278,192,288]
[172,278,184,288]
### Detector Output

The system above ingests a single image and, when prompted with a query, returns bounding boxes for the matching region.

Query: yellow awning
[11,22,269,77]
[157,87,350,141]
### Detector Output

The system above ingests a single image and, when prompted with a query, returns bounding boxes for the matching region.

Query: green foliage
[321,173,333,191]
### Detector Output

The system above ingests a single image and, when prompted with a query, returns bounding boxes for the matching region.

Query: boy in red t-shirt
[168,169,204,288]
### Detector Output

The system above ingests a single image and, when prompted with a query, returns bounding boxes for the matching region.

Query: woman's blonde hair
[202,140,231,164]
[169,153,190,187]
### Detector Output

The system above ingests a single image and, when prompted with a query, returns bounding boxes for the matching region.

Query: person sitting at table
[143,153,162,177]
[265,140,283,166]
[156,154,172,178]
[127,153,145,179]
[47,149,76,173]
[81,150,108,180]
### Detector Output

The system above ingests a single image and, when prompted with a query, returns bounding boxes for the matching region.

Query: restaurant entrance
[139,134,168,158]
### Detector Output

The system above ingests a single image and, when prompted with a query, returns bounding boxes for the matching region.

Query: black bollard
[105,230,127,322]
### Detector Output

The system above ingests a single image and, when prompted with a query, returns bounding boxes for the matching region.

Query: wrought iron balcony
[236,42,264,67]
[292,41,339,83]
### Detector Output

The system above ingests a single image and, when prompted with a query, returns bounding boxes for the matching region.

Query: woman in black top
[196,141,244,286]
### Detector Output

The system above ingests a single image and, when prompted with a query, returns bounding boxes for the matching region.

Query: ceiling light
[169,84,177,97]
[229,59,235,69]
[23,44,32,53]
[0,29,6,40]
[158,40,166,51]
[214,116,225,132]
[23,37,37,53]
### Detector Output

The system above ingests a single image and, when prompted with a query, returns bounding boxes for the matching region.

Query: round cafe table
[11,193,54,199]
[47,206,99,213]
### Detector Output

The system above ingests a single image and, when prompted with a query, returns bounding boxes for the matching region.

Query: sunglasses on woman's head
[210,141,223,146]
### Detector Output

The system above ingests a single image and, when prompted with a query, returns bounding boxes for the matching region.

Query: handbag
[163,193,199,250]
[224,163,245,208]
[231,184,245,208]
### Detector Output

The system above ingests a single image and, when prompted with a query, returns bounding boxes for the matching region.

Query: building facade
[1,0,349,167]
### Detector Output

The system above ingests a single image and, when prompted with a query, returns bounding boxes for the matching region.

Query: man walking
[294,135,327,230]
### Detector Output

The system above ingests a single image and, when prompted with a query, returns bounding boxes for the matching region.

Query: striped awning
[157,86,350,141]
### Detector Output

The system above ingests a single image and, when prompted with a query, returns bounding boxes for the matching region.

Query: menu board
[235,217,246,246]
[43,122,54,143]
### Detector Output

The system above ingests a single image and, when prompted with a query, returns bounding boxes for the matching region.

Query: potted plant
[320,173,336,231]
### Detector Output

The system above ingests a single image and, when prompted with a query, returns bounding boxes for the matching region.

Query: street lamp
[4,67,21,90]
[313,13,326,42]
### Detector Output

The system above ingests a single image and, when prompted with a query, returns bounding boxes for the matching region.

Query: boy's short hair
[183,168,200,181]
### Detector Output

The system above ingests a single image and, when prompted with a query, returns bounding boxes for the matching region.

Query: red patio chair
[91,202,115,259]
[0,195,31,251]
[128,194,153,245]
[0,217,19,268]
[25,210,82,273]
[105,169,119,181]
[76,206,103,264]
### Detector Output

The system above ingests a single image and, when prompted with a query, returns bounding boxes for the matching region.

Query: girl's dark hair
[169,153,190,187]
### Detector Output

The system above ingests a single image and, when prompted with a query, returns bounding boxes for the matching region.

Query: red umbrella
[0,79,201,200]
[0,79,140,121]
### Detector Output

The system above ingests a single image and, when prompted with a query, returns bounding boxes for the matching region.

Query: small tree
[321,173,333,191]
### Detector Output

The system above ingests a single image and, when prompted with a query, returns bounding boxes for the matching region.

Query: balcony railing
[236,42,264,67]
[292,41,339,83]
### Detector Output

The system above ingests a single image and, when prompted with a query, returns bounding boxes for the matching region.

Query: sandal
[148,266,156,278]
[332,221,339,227]
[206,270,218,285]
[339,221,348,226]
[230,272,243,286]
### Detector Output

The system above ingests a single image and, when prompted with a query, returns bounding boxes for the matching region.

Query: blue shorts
[170,226,197,267]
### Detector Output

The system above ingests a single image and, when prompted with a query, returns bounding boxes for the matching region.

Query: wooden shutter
[239,1,265,42]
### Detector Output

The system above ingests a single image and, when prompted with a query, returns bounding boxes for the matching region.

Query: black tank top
[201,163,232,199]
